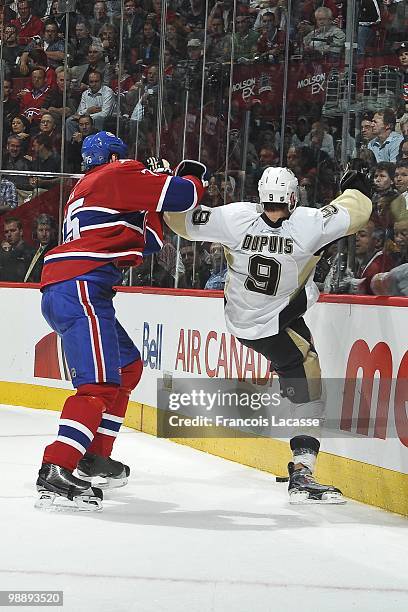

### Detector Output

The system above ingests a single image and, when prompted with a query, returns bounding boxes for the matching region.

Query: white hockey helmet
[258,167,299,213]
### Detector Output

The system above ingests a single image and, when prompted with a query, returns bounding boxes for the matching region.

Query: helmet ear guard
[258,167,299,213]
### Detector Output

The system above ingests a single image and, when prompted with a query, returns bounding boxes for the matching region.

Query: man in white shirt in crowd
[65,70,115,141]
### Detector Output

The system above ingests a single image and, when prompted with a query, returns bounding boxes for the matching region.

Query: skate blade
[77,471,128,490]
[289,490,346,505]
[35,490,103,512]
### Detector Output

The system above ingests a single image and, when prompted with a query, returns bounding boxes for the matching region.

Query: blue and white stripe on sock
[96,414,124,438]
[57,419,94,454]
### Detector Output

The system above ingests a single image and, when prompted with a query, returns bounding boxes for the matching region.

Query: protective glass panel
[0,0,407,296]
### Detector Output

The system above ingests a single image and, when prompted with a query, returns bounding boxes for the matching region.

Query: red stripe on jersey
[77,281,105,383]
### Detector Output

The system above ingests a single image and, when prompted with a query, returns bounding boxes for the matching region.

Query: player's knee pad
[76,383,119,411]
[120,359,143,394]
[279,349,322,404]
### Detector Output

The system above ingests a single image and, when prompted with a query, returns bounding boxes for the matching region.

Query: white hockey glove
[145,157,173,175]
[174,159,208,187]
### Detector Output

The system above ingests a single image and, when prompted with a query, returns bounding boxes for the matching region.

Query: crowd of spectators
[0,0,407,294]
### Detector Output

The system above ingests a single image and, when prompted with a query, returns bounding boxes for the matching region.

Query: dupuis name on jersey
[142,322,163,370]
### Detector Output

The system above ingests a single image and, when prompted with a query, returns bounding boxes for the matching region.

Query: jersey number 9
[245,254,282,296]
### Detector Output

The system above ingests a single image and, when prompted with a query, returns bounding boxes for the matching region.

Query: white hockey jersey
[165,189,372,339]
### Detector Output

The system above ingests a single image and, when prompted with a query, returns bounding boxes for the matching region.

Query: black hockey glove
[339,168,372,199]
[174,159,208,186]
[145,157,173,175]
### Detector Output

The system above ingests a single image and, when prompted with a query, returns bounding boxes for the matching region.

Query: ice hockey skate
[287,462,346,505]
[35,463,103,512]
[76,453,130,489]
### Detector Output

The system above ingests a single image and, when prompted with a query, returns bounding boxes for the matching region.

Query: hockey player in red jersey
[36,131,207,511]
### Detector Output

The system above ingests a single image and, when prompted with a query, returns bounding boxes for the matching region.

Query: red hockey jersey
[41,160,204,288]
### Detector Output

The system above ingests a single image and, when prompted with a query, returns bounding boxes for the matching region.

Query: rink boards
[0,284,407,516]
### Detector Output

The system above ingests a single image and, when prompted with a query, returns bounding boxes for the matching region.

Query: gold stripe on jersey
[331,189,372,235]
[286,328,322,401]
[294,254,321,299]
[163,212,190,239]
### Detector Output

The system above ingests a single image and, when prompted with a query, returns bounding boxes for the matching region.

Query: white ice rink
[1,404,408,612]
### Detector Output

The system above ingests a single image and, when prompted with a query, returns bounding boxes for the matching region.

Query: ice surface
[1,405,407,612]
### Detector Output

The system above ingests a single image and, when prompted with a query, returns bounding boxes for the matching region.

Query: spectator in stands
[18,67,51,126]
[119,0,144,51]
[323,219,392,294]
[43,66,77,123]
[400,115,408,139]
[304,121,335,159]
[213,173,237,206]
[71,19,99,66]
[391,160,408,221]
[24,213,58,283]
[3,136,33,204]
[232,11,258,61]
[359,113,374,150]
[357,0,381,55]
[41,19,66,68]
[252,0,283,30]
[393,218,408,264]
[9,113,31,154]
[178,242,211,289]
[258,146,279,168]
[0,216,35,282]
[397,139,408,161]
[90,1,110,36]
[72,43,113,91]
[186,38,203,61]
[0,177,18,214]
[206,14,231,62]
[11,0,44,46]
[49,0,77,38]
[373,161,396,197]
[136,20,160,65]
[20,20,66,72]
[38,113,61,153]
[205,243,227,290]
[19,48,57,91]
[291,116,310,148]
[286,146,303,178]
[98,23,120,65]
[2,24,24,77]
[127,64,166,138]
[65,70,115,140]
[66,114,98,173]
[368,108,404,163]
[396,42,408,112]
[357,147,377,170]
[0,1,16,23]
[372,192,396,234]
[255,10,284,63]
[350,220,394,294]
[29,133,60,192]
[301,0,339,23]
[302,7,345,58]
[208,0,234,33]
[3,79,20,134]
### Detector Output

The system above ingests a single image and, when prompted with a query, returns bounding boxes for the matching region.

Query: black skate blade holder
[275,475,289,482]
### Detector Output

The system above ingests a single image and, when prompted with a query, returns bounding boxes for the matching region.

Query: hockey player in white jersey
[165,166,372,504]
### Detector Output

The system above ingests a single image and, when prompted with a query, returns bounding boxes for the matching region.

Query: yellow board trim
[1,381,407,517]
